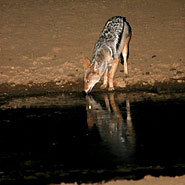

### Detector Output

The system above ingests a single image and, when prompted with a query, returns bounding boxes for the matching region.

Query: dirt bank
[0,0,185,98]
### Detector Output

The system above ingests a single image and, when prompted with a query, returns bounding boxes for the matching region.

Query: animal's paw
[100,84,107,89]
[108,87,115,91]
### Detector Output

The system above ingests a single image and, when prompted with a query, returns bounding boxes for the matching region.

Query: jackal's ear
[83,58,90,69]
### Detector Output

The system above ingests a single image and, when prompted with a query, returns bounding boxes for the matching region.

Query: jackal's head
[84,58,102,94]
[84,47,110,94]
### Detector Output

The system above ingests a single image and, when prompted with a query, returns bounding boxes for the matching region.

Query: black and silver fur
[92,16,131,65]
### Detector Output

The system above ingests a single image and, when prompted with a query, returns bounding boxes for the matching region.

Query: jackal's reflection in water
[86,93,136,162]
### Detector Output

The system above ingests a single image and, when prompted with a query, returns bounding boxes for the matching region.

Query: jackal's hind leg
[122,35,131,76]
[100,68,108,89]
[122,49,128,76]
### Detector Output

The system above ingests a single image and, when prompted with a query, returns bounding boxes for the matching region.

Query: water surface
[0,92,185,185]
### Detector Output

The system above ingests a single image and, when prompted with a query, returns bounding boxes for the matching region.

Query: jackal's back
[94,16,131,56]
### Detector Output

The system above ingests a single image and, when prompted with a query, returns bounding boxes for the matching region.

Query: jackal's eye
[87,80,90,83]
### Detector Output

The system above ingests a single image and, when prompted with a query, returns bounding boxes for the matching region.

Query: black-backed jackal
[84,16,132,94]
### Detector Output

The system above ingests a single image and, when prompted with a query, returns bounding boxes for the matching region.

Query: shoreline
[0,79,185,99]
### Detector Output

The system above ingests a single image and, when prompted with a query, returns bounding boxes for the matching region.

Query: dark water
[0,92,185,185]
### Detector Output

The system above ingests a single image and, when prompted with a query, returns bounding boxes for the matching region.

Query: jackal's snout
[84,86,92,94]
[84,76,99,94]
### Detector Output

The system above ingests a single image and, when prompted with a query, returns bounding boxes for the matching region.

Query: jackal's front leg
[108,59,119,91]
[100,68,108,89]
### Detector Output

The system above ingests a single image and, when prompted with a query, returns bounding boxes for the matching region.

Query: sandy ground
[0,0,185,96]
[0,0,185,184]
